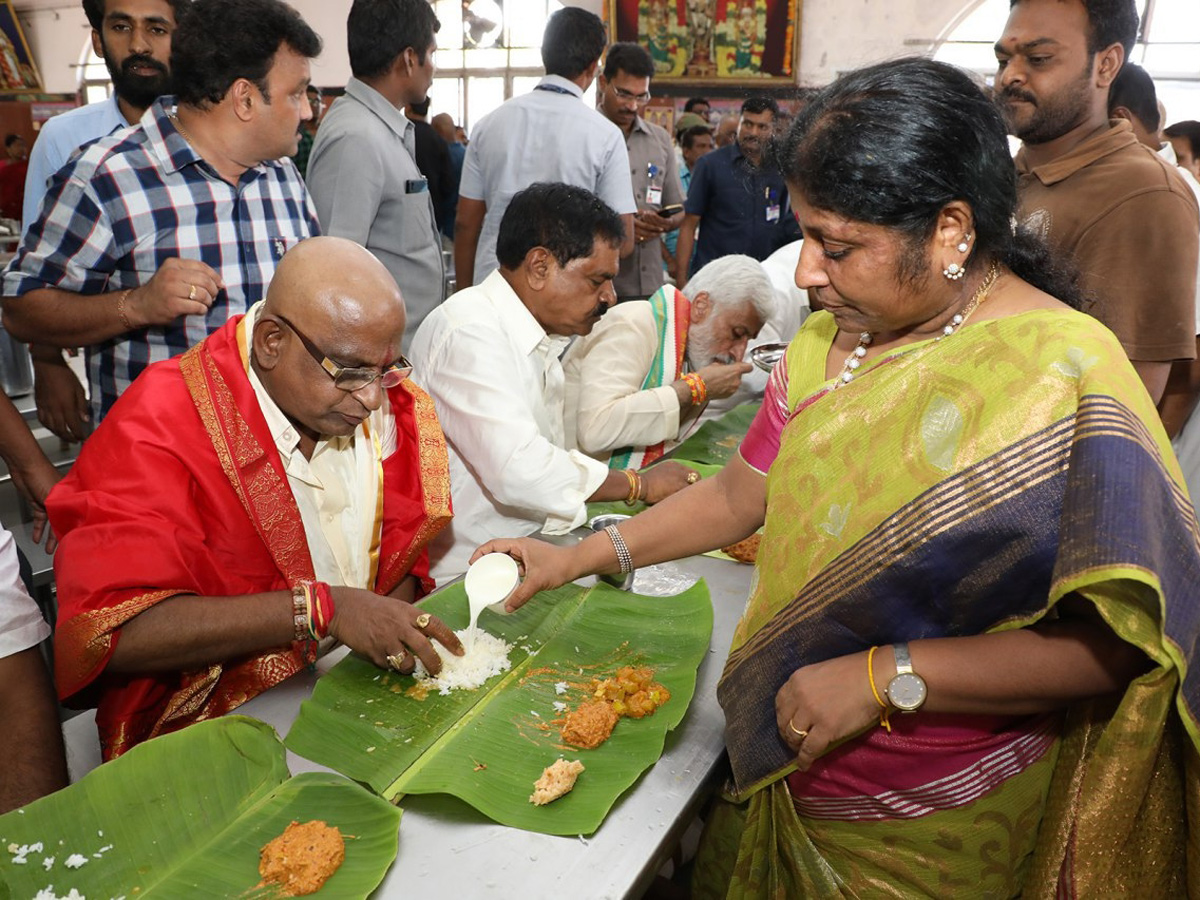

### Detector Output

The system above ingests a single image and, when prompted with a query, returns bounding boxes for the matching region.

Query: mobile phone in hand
[657,204,684,218]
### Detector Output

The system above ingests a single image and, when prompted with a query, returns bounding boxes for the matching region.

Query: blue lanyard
[534,84,576,96]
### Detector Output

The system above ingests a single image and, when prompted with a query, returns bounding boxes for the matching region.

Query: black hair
[680,124,713,150]
[4,134,21,148]
[348,0,440,79]
[774,56,1084,308]
[83,0,192,31]
[496,183,624,271]
[171,0,321,109]
[1009,0,1139,56]
[1164,121,1200,159]
[541,8,607,80]
[1108,61,1159,132]
[603,42,654,80]
[741,96,779,117]
[684,97,709,112]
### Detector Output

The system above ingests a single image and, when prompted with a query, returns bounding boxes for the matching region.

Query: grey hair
[682,254,775,324]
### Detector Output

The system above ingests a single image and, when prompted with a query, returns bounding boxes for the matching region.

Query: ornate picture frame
[608,0,801,85]
[0,1,42,94]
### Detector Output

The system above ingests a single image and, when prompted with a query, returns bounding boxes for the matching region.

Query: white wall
[13,0,976,95]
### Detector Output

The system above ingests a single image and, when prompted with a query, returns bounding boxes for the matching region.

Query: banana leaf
[0,717,399,899]
[285,580,713,835]
[670,401,761,466]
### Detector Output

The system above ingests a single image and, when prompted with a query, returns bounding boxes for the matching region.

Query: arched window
[933,0,1200,123]
[76,39,110,104]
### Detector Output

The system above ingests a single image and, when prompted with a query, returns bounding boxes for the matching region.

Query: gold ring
[787,720,808,740]
[188,283,197,301]
[415,612,432,629]
[386,652,406,670]
[686,471,700,484]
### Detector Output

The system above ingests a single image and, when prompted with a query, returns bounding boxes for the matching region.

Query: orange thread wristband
[867,645,892,733]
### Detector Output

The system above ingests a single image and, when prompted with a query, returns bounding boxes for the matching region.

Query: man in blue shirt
[21,0,188,444]
[675,97,800,290]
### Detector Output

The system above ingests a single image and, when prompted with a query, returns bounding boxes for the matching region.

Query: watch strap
[892,642,913,676]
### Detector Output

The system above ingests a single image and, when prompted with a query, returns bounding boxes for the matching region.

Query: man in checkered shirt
[0,0,322,422]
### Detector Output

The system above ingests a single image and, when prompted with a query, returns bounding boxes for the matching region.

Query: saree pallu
[699,309,1200,898]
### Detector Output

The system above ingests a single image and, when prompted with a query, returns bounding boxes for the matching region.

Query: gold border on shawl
[376,381,452,589]
[56,588,180,694]
[365,418,384,588]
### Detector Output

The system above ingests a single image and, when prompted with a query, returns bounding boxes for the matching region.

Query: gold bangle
[867,645,892,733]
[623,468,640,506]
[116,289,134,331]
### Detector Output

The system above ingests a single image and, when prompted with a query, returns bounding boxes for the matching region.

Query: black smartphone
[657,204,684,218]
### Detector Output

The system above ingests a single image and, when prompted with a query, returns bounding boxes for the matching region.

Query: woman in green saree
[475,58,1200,898]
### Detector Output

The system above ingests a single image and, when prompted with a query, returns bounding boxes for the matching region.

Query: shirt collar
[240,302,354,462]
[482,269,571,359]
[1015,119,1139,186]
[344,77,415,144]
[629,115,651,136]
[536,74,583,99]
[147,95,276,182]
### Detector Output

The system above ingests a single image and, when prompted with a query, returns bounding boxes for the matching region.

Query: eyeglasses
[613,86,651,104]
[274,314,413,392]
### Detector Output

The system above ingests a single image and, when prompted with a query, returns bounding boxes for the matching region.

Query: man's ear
[524,247,553,290]
[1095,43,1125,90]
[690,291,711,323]
[230,78,257,123]
[91,30,105,61]
[1110,105,1133,125]
[252,316,286,371]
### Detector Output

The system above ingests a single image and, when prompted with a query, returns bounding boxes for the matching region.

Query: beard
[105,48,172,111]
[686,319,732,370]
[997,63,1094,145]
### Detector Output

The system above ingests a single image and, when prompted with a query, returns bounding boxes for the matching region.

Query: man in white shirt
[0,527,67,813]
[453,7,636,287]
[413,183,695,585]
[564,254,773,468]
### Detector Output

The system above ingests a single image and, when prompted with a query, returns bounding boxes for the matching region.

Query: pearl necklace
[833,262,1001,389]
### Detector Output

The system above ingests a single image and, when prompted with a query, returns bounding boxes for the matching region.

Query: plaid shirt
[2,97,320,421]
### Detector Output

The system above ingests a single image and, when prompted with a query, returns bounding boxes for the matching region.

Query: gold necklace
[169,113,193,146]
[833,261,1001,389]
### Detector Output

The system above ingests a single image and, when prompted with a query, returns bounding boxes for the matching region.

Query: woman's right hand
[469,538,581,611]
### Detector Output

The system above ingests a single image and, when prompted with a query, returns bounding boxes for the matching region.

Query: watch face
[886,672,927,712]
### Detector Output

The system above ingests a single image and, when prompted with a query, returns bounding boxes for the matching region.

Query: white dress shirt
[563,300,694,461]
[0,527,49,658]
[241,303,396,588]
[410,270,610,584]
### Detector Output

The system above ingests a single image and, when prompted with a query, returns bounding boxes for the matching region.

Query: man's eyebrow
[994,36,1061,55]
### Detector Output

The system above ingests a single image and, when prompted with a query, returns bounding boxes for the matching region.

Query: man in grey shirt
[454,7,636,287]
[306,0,444,345]
[597,43,684,301]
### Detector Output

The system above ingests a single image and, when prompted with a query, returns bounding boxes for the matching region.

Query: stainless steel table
[60,553,753,900]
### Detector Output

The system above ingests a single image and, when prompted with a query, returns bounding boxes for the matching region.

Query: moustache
[121,54,168,78]
[999,86,1036,105]
[589,300,610,318]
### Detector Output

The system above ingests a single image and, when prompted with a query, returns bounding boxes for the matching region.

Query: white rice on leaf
[412,628,512,694]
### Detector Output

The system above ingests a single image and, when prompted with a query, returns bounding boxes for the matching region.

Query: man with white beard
[563,254,773,468]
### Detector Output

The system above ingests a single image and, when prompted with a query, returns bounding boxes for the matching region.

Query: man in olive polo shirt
[597,43,684,302]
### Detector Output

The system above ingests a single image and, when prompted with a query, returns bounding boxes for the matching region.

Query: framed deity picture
[608,0,801,85]
[0,1,41,94]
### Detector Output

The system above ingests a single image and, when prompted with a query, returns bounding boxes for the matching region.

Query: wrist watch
[885,642,927,713]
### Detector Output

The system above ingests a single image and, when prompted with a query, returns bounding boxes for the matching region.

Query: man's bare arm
[2,258,224,347]
[0,647,68,813]
[1157,338,1200,438]
[1131,359,1172,406]
[454,197,486,288]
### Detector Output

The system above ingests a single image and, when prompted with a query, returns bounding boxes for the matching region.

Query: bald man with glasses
[47,237,458,761]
